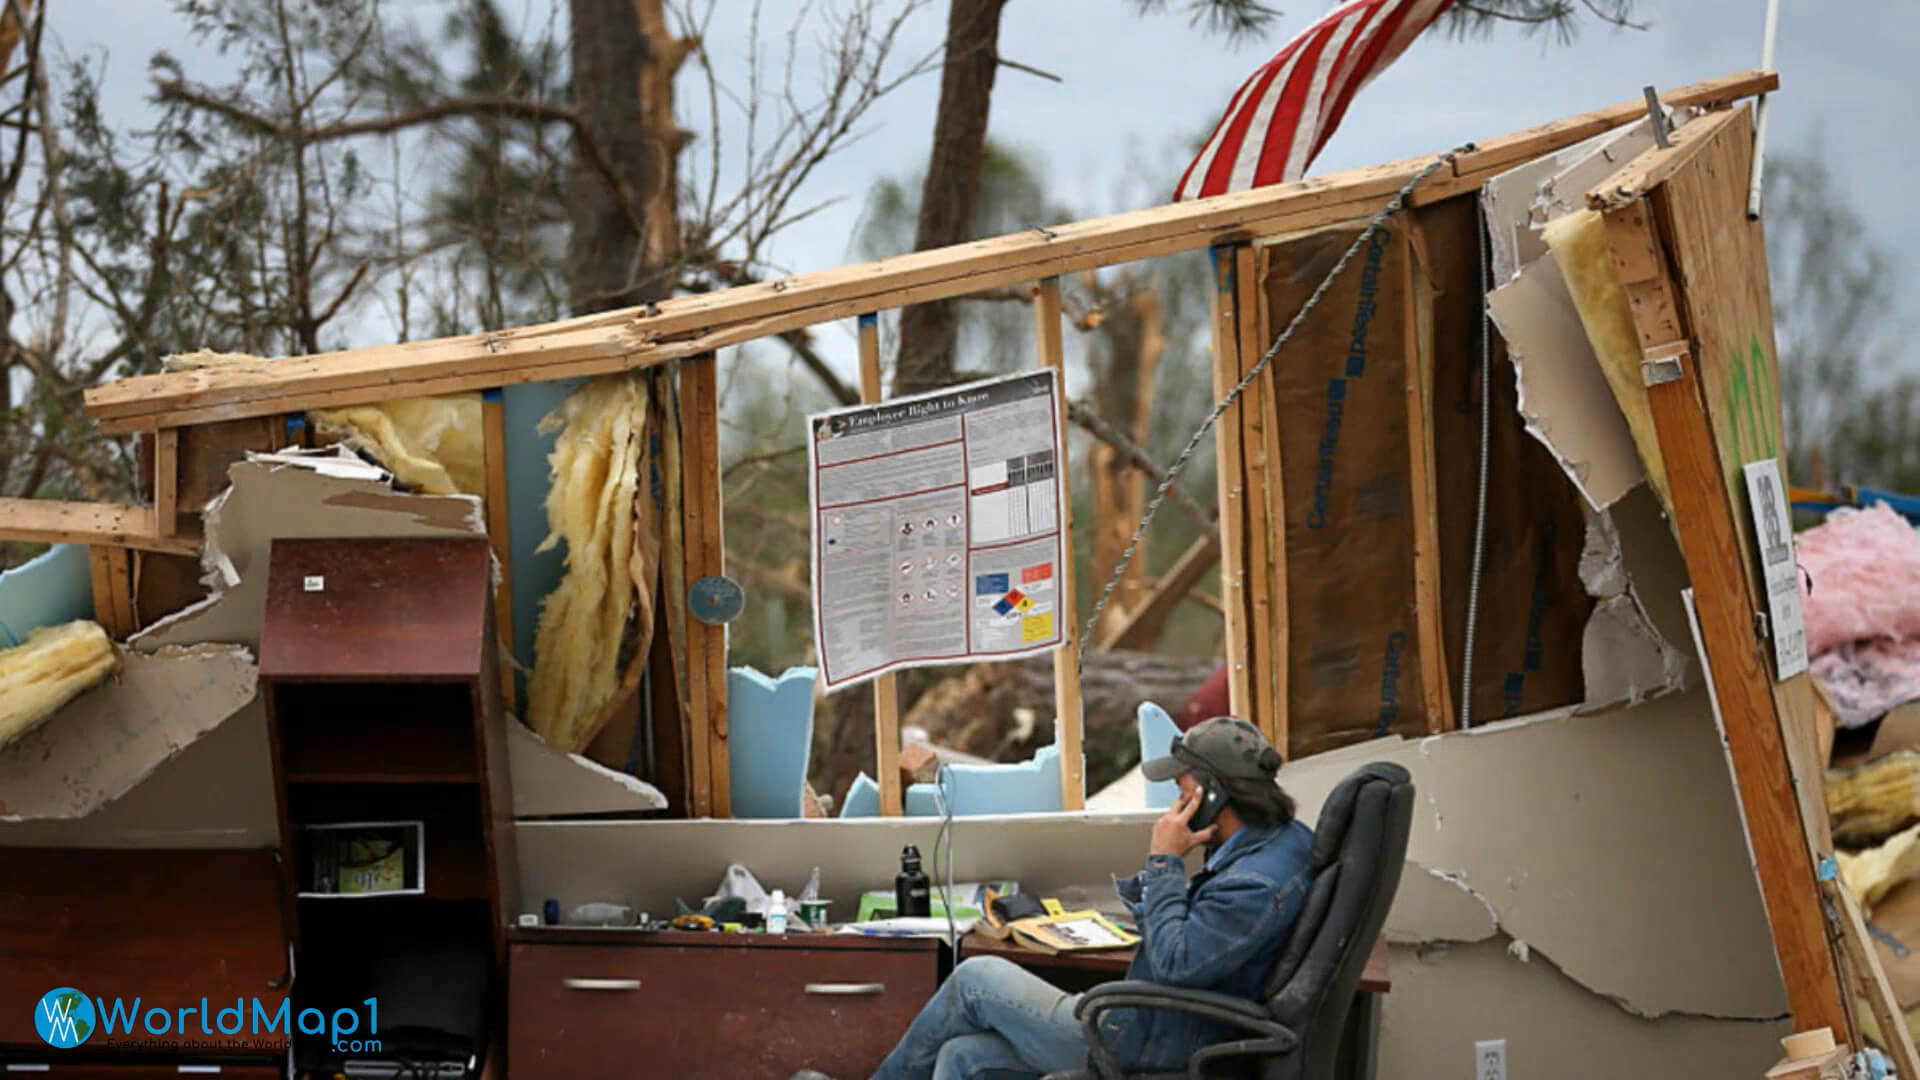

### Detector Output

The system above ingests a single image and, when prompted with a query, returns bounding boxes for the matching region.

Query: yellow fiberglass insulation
[1830,751,1920,849]
[162,349,484,497]
[1842,822,1920,909]
[1541,209,1674,515]
[0,620,118,750]
[308,395,486,497]
[527,373,652,751]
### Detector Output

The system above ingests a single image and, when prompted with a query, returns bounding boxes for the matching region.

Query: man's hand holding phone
[1150,788,1220,857]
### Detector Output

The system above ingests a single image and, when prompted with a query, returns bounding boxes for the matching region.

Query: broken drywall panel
[1611,485,1696,660]
[1576,487,1695,710]
[1542,208,1675,519]
[0,543,93,644]
[507,718,666,817]
[1378,937,1787,1080]
[0,696,277,847]
[0,621,117,751]
[1581,596,1675,707]
[1487,254,1644,511]
[1480,118,1657,285]
[1273,689,1786,1020]
[1385,864,1500,945]
[0,643,255,821]
[241,446,391,481]
[131,450,486,652]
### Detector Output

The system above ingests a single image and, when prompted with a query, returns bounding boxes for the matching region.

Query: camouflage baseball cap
[1141,715,1282,782]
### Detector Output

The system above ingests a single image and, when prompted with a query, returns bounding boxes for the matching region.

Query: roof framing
[81,70,1776,435]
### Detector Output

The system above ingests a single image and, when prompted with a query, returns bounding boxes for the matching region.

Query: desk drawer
[509,941,936,1079]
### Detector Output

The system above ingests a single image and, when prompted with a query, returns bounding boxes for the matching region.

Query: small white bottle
[767,889,788,935]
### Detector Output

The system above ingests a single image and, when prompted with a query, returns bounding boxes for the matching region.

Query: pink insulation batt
[1797,503,1920,656]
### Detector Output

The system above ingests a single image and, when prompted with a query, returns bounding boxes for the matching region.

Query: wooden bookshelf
[258,536,517,1076]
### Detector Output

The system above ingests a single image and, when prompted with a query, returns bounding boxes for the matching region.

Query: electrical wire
[932,762,958,951]
[1459,196,1493,728]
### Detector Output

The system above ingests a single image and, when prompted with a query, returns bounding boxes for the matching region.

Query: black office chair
[1044,762,1415,1080]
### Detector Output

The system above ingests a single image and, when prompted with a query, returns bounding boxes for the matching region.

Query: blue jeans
[871,956,1089,1080]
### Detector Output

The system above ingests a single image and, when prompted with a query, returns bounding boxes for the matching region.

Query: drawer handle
[805,982,885,996]
[564,977,641,991]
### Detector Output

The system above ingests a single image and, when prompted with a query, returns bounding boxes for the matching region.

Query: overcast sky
[45,0,1918,378]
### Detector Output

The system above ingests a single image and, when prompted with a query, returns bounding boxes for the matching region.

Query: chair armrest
[1075,981,1282,1033]
[1072,981,1298,1079]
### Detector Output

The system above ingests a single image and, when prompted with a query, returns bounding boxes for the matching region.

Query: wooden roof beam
[83,69,1777,435]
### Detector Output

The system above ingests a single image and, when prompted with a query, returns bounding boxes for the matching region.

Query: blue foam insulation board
[1136,701,1180,810]
[840,744,1065,818]
[726,665,818,818]
[0,544,94,647]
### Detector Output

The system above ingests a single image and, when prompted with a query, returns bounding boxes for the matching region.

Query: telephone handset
[1187,772,1229,832]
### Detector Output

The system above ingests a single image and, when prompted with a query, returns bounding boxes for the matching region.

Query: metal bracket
[1643,85,1672,148]
[1754,610,1772,641]
[1641,352,1685,386]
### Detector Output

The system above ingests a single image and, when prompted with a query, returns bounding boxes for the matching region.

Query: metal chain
[1076,145,1475,680]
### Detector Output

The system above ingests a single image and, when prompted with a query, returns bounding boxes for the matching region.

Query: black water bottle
[895,845,931,918]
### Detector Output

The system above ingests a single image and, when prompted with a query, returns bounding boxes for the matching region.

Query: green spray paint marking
[1724,333,1779,466]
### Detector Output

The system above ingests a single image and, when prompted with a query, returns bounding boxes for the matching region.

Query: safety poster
[808,368,1067,692]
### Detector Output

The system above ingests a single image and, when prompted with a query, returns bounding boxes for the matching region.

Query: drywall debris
[1378,935,1787,1079]
[1543,208,1674,518]
[132,449,486,652]
[528,373,659,751]
[1487,254,1644,511]
[1576,496,1692,709]
[0,620,117,751]
[1273,690,1785,1020]
[1480,118,1656,285]
[1387,864,1500,945]
[506,719,666,817]
[0,643,255,820]
[1508,938,1532,963]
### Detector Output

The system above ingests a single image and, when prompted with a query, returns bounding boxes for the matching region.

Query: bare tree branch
[1067,398,1219,540]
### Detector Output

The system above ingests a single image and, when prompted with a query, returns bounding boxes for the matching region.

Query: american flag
[1173,0,1456,201]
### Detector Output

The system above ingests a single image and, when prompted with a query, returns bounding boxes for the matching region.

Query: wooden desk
[960,934,1391,994]
[508,927,939,1079]
[959,933,1390,1080]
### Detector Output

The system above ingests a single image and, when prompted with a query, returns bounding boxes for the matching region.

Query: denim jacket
[1105,819,1314,1071]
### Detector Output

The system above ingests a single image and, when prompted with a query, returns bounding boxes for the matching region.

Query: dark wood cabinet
[259,537,516,1076]
[0,1066,281,1076]
[508,931,939,1080]
[0,847,289,1067]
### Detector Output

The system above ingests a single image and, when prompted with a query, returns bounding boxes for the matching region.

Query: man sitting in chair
[796,717,1314,1080]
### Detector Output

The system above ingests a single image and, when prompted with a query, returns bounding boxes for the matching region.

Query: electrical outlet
[1475,1038,1506,1080]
